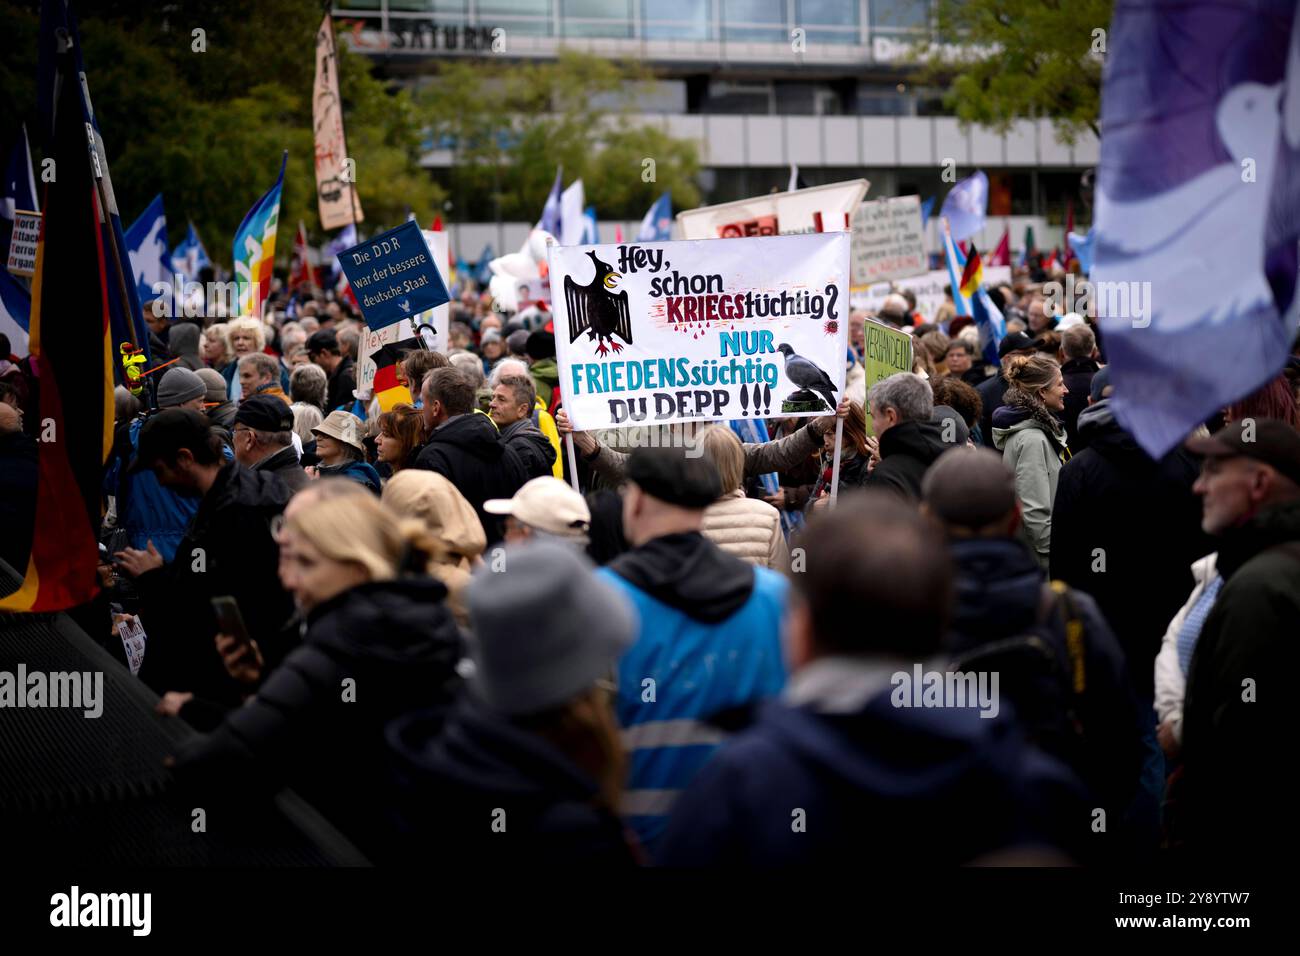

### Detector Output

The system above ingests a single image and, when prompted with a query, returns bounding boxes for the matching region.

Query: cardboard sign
[677,180,869,242]
[851,266,1012,323]
[550,233,850,431]
[337,220,450,330]
[6,210,40,277]
[851,195,927,285]
[862,319,914,437]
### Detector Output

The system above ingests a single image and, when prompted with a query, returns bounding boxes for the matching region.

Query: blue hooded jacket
[319,458,382,494]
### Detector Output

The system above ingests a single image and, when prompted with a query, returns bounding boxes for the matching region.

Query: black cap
[997,331,1036,358]
[1186,419,1300,487]
[234,395,293,432]
[525,330,555,361]
[128,408,214,474]
[626,446,722,509]
[306,329,339,355]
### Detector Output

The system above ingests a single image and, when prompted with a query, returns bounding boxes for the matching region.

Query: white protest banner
[851,195,926,285]
[550,233,850,431]
[676,180,868,241]
[6,210,40,277]
[851,266,1011,323]
[314,14,364,230]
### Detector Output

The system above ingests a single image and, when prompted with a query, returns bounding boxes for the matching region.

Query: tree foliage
[0,0,442,268]
[922,0,1113,143]
[418,50,702,222]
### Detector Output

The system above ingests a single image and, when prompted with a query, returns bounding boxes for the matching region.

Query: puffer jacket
[500,416,557,480]
[702,489,790,570]
[992,405,1069,568]
[1153,552,1218,746]
[112,415,200,562]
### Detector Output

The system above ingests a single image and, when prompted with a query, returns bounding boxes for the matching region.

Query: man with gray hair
[238,351,288,404]
[864,372,948,500]
[1059,323,1100,450]
[231,396,309,493]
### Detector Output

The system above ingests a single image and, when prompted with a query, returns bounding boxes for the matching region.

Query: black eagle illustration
[565,250,632,356]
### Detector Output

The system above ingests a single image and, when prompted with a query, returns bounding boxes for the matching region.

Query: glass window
[722,0,787,42]
[856,85,909,116]
[386,1,468,12]
[796,0,859,43]
[479,0,552,13]
[562,0,633,37]
[870,0,930,31]
[642,0,712,40]
[701,79,772,113]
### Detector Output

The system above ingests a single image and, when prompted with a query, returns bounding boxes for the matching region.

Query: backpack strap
[1037,580,1087,696]
[1045,582,1086,697]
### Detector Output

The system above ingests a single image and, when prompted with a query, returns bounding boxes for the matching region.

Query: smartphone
[211,595,251,644]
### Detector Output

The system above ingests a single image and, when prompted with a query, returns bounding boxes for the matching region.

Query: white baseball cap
[484,476,591,538]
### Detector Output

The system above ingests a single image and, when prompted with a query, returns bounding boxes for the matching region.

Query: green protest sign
[863,319,913,436]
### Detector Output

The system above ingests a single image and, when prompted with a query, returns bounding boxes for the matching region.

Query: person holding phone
[167,479,462,861]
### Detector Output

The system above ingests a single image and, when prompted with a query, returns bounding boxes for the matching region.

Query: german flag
[370,331,423,412]
[1,1,145,611]
[959,241,983,301]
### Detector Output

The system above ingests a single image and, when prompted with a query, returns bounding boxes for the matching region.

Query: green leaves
[922,0,1112,143]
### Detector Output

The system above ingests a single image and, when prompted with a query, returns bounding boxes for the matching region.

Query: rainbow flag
[234,151,286,317]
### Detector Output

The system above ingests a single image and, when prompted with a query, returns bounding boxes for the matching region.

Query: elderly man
[238,352,288,404]
[488,374,556,480]
[864,372,949,499]
[231,396,309,493]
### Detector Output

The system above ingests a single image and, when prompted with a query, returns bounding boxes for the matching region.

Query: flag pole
[564,433,581,493]
[828,418,844,509]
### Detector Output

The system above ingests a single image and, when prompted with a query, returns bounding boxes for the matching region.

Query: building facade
[334,1,1093,254]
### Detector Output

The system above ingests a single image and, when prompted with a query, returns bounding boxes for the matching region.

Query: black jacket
[1059,357,1099,451]
[172,577,462,860]
[947,536,1145,834]
[977,370,1008,448]
[658,680,1086,866]
[0,429,38,575]
[500,416,556,480]
[864,419,951,499]
[252,444,310,494]
[136,461,295,703]
[385,696,638,867]
[1049,401,1211,696]
[413,413,528,544]
[325,355,356,413]
[1177,499,1300,860]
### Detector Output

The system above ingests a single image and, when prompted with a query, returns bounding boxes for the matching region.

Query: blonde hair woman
[170,481,462,860]
[382,469,487,626]
[202,323,234,369]
[991,353,1069,568]
[696,425,790,570]
[222,316,270,401]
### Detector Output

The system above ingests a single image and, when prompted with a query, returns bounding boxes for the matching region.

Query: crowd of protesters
[2,250,1298,867]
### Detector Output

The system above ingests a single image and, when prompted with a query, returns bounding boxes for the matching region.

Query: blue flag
[170,221,211,282]
[939,172,988,243]
[125,194,171,311]
[1067,228,1095,275]
[971,287,1006,369]
[919,195,935,224]
[582,205,600,244]
[475,244,495,285]
[1092,0,1300,457]
[537,167,563,238]
[636,192,673,241]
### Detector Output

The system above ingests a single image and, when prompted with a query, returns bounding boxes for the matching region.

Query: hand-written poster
[550,233,850,431]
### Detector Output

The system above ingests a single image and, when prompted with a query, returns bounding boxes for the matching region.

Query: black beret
[234,395,293,432]
[627,446,722,509]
